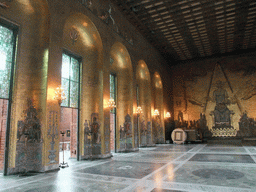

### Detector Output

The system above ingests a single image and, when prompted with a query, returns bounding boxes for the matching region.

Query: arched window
[0,24,17,171]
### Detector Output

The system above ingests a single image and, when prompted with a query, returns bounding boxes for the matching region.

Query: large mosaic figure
[211,81,233,128]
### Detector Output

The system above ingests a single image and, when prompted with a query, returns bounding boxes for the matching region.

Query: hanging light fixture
[53,86,66,105]
[108,98,116,110]
[166,112,171,118]
[136,106,143,114]
[153,109,160,116]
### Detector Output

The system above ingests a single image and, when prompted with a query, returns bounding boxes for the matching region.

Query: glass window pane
[70,81,79,108]
[110,74,116,114]
[61,78,69,107]
[0,25,14,99]
[110,74,116,101]
[61,53,80,108]
[71,57,79,82]
[0,71,10,98]
[62,54,70,79]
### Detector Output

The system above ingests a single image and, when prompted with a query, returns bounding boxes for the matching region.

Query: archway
[152,72,165,144]
[110,42,133,152]
[61,13,103,160]
[0,0,50,175]
[136,60,152,147]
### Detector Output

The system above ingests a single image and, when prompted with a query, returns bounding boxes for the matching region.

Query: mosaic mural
[16,99,42,173]
[171,55,256,140]
[84,113,101,158]
[47,111,58,164]
[119,114,132,151]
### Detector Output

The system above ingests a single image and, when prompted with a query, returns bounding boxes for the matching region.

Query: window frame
[61,51,81,109]
[0,19,18,176]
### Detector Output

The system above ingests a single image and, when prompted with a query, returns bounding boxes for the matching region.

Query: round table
[171,128,187,144]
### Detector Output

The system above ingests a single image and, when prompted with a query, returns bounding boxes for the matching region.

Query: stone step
[243,137,256,141]
[207,138,242,145]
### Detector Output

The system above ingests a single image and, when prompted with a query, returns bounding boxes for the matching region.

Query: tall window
[110,74,117,152]
[61,53,80,108]
[0,25,15,99]
[0,24,16,171]
[136,85,139,106]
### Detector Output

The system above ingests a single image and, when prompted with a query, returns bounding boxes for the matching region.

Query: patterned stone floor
[0,144,256,192]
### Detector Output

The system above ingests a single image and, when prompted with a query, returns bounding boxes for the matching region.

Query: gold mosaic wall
[171,53,256,134]
[136,60,152,144]
[0,0,50,172]
[110,42,134,150]
[0,0,170,174]
[152,72,165,143]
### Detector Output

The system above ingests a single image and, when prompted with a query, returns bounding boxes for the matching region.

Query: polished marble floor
[0,144,256,192]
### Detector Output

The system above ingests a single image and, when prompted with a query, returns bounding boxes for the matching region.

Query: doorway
[0,99,8,171]
[110,74,117,152]
[59,53,80,162]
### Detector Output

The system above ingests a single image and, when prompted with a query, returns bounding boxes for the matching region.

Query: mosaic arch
[62,13,104,160]
[0,0,50,175]
[136,60,153,146]
[110,42,134,152]
[152,72,165,144]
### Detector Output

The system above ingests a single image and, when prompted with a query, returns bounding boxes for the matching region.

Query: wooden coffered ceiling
[112,0,256,63]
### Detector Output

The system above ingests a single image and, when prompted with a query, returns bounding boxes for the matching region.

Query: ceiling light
[155,2,163,6]
[193,12,201,16]
[227,16,235,20]
[163,15,171,19]
[181,5,189,9]
[145,5,153,9]
[191,2,200,6]
[151,14,159,18]
[193,7,202,11]
[184,15,192,18]
[183,10,190,14]
[249,7,256,11]
[226,8,235,12]
[215,1,224,5]
[215,6,223,10]
[216,11,224,14]
[158,7,166,11]
[227,3,235,7]
[156,22,164,25]
[226,12,235,16]
[178,1,186,5]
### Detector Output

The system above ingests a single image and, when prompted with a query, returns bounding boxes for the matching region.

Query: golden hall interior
[0,0,256,192]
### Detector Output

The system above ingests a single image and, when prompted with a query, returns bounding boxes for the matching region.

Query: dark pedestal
[16,142,42,173]
[242,137,256,146]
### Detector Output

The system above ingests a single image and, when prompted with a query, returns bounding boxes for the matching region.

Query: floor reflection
[0,144,255,192]
[59,150,70,164]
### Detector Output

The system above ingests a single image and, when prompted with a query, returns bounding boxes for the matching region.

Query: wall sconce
[165,112,171,118]
[53,86,66,105]
[136,106,143,115]
[108,98,116,110]
[153,109,160,116]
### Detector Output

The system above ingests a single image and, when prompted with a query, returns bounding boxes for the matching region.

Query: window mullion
[69,56,71,107]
